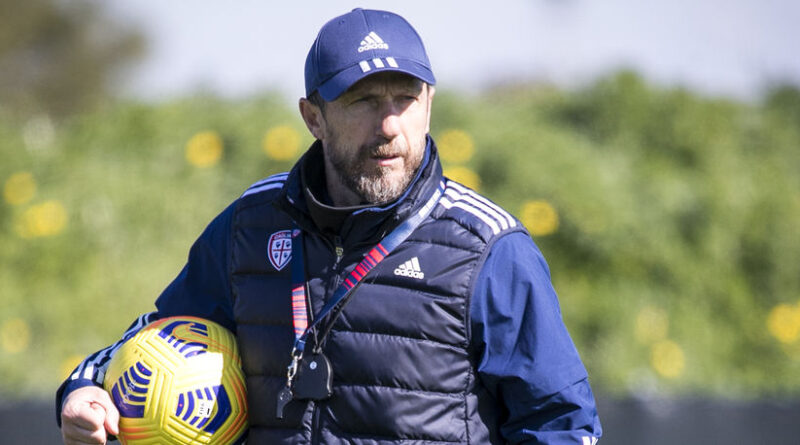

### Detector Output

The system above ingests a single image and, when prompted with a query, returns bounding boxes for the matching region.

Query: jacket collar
[275,135,443,248]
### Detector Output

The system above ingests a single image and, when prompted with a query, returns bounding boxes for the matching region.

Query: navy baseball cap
[304,8,436,101]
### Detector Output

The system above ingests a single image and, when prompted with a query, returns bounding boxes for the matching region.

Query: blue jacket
[57,137,601,444]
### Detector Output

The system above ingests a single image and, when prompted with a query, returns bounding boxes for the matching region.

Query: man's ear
[299,98,325,140]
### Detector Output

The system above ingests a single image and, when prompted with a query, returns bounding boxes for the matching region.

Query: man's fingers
[95,391,120,436]
[62,418,107,444]
[61,386,120,444]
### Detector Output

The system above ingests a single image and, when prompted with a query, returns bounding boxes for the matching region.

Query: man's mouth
[369,146,402,164]
[373,154,401,167]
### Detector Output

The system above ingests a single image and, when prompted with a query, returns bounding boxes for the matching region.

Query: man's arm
[56,202,237,442]
[471,231,602,444]
[57,314,156,444]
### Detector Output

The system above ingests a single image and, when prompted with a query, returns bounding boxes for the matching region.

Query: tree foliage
[0,0,144,119]
[1,74,799,401]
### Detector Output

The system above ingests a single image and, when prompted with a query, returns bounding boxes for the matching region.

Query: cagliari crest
[267,230,292,271]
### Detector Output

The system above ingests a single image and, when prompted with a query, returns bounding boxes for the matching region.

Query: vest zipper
[308,236,339,444]
[311,400,321,444]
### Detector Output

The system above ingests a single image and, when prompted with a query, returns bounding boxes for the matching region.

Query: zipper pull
[334,236,344,265]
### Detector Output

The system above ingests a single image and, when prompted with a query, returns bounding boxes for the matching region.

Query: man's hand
[61,386,119,444]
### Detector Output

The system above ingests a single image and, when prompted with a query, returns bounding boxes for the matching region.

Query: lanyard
[288,181,445,356]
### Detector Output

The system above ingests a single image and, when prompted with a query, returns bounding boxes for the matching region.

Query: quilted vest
[230,147,524,444]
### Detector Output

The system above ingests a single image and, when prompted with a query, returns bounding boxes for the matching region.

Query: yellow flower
[15,200,68,238]
[60,354,86,379]
[767,303,800,344]
[444,166,481,190]
[185,131,224,167]
[634,306,669,344]
[263,125,300,161]
[1,318,31,354]
[4,172,37,206]
[650,339,685,379]
[437,129,475,163]
[520,200,559,236]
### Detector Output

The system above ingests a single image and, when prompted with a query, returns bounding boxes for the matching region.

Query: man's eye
[351,96,373,105]
[397,95,418,105]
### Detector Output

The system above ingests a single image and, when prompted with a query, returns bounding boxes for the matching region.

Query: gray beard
[329,139,425,205]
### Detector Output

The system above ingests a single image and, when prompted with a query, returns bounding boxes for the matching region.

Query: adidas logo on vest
[394,257,425,279]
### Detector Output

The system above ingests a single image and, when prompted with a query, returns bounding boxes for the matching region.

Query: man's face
[310,72,434,205]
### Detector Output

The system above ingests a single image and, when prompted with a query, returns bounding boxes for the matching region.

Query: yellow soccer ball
[103,316,248,444]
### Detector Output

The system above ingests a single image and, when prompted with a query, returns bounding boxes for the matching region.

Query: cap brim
[317,59,436,102]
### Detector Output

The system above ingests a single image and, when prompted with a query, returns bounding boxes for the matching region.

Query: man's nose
[377,103,402,138]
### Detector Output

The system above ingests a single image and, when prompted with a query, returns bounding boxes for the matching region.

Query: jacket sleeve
[55,202,237,427]
[470,231,602,444]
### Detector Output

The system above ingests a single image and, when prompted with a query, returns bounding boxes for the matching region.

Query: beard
[327,135,426,205]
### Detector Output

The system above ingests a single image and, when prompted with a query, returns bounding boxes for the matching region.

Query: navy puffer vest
[230,142,524,444]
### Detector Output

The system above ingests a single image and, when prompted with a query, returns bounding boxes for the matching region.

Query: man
[58,8,602,444]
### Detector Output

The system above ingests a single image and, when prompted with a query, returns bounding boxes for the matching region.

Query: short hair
[307,90,326,115]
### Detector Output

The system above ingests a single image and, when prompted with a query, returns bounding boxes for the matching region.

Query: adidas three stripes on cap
[304,8,436,102]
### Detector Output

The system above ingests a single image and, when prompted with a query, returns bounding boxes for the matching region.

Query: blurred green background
[1,0,800,405]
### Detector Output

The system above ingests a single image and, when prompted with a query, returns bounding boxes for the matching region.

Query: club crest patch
[267,230,292,271]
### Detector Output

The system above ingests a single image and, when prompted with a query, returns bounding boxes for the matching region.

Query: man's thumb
[97,391,120,436]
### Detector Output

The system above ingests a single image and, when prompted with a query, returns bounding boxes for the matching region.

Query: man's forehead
[342,72,424,95]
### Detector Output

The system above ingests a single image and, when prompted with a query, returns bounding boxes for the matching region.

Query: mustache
[363,140,404,158]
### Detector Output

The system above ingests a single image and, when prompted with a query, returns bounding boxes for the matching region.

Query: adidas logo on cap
[358,32,389,52]
[394,257,424,279]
